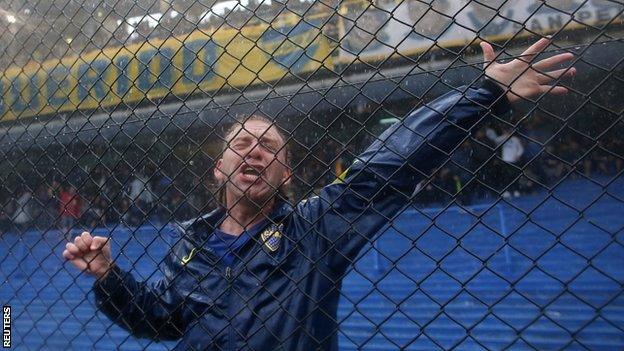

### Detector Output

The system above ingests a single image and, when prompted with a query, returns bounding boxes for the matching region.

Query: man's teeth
[243,168,260,176]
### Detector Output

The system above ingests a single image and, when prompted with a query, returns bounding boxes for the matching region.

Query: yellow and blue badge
[261,224,283,252]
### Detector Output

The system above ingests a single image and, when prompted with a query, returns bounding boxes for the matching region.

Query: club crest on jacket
[261,224,283,252]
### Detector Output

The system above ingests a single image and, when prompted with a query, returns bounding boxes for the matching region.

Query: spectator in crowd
[119,198,133,227]
[166,189,193,222]
[0,209,10,235]
[485,127,525,164]
[82,195,107,229]
[517,118,548,192]
[153,169,174,223]
[127,172,155,222]
[543,144,567,183]
[485,127,525,198]
[12,188,34,233]
[34,183,56,231]
[0,185,15,235]
[58,185,82,236]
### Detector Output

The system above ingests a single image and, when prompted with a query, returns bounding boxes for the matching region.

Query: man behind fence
[63,38,575,350]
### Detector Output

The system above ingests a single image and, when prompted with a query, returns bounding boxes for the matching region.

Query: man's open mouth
[240,165,263,180]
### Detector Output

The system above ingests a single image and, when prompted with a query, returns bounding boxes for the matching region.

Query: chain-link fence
[1,0,623,349]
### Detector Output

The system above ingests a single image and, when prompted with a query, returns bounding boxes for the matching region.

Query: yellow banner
[0,15,334,121]
[337,0,623,63]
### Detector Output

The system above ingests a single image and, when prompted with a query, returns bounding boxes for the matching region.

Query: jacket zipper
[225,266,234,351]
[225,266,232,279]
[220,222,277,350]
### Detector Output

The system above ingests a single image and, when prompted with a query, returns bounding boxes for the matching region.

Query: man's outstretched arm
[295,38,576,269]
[63,231,187,340]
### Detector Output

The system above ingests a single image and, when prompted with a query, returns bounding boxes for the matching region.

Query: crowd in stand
[415,118,624,205]
[0,168,215,236]
[1,109,622,236]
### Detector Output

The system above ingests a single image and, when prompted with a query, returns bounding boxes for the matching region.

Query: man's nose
[244,140,263,160]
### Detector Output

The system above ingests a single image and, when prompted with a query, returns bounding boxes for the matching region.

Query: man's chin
[229,185,275,208]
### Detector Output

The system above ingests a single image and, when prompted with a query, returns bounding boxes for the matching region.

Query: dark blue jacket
[93,82,510,350]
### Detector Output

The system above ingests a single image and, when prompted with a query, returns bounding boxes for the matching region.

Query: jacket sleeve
[92,243,189,340]
[294,81,511,271]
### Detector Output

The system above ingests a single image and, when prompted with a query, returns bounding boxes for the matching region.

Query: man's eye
[261,142,278,153]
[232,141,247,149]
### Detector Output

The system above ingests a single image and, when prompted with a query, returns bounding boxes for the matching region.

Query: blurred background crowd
[1,104,621,236]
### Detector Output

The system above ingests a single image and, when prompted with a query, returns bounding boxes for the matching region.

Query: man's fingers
[62,249,76,260]
[69,257,88,272]
[520,37,550,62]
[480,41,496,64]
[91,236,109,251]
[533,52,574,70]
[536,67,577,84]
[81,231,93,248]
[66,241,83,257]
[63,243,89,271]
[540,85,569,95]
[74,236,89,253]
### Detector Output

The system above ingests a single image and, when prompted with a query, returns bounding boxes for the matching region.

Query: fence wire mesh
[0,0,623,350]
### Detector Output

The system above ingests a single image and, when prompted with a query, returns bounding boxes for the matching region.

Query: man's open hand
[480,38,576,103]
[63,231,112,280]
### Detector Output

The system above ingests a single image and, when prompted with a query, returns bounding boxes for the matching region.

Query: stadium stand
[3,175,622,350]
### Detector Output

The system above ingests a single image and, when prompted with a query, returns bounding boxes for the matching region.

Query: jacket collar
[185,200,293,241]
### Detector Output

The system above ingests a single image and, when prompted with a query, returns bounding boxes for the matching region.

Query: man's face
[214,119,291,207]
